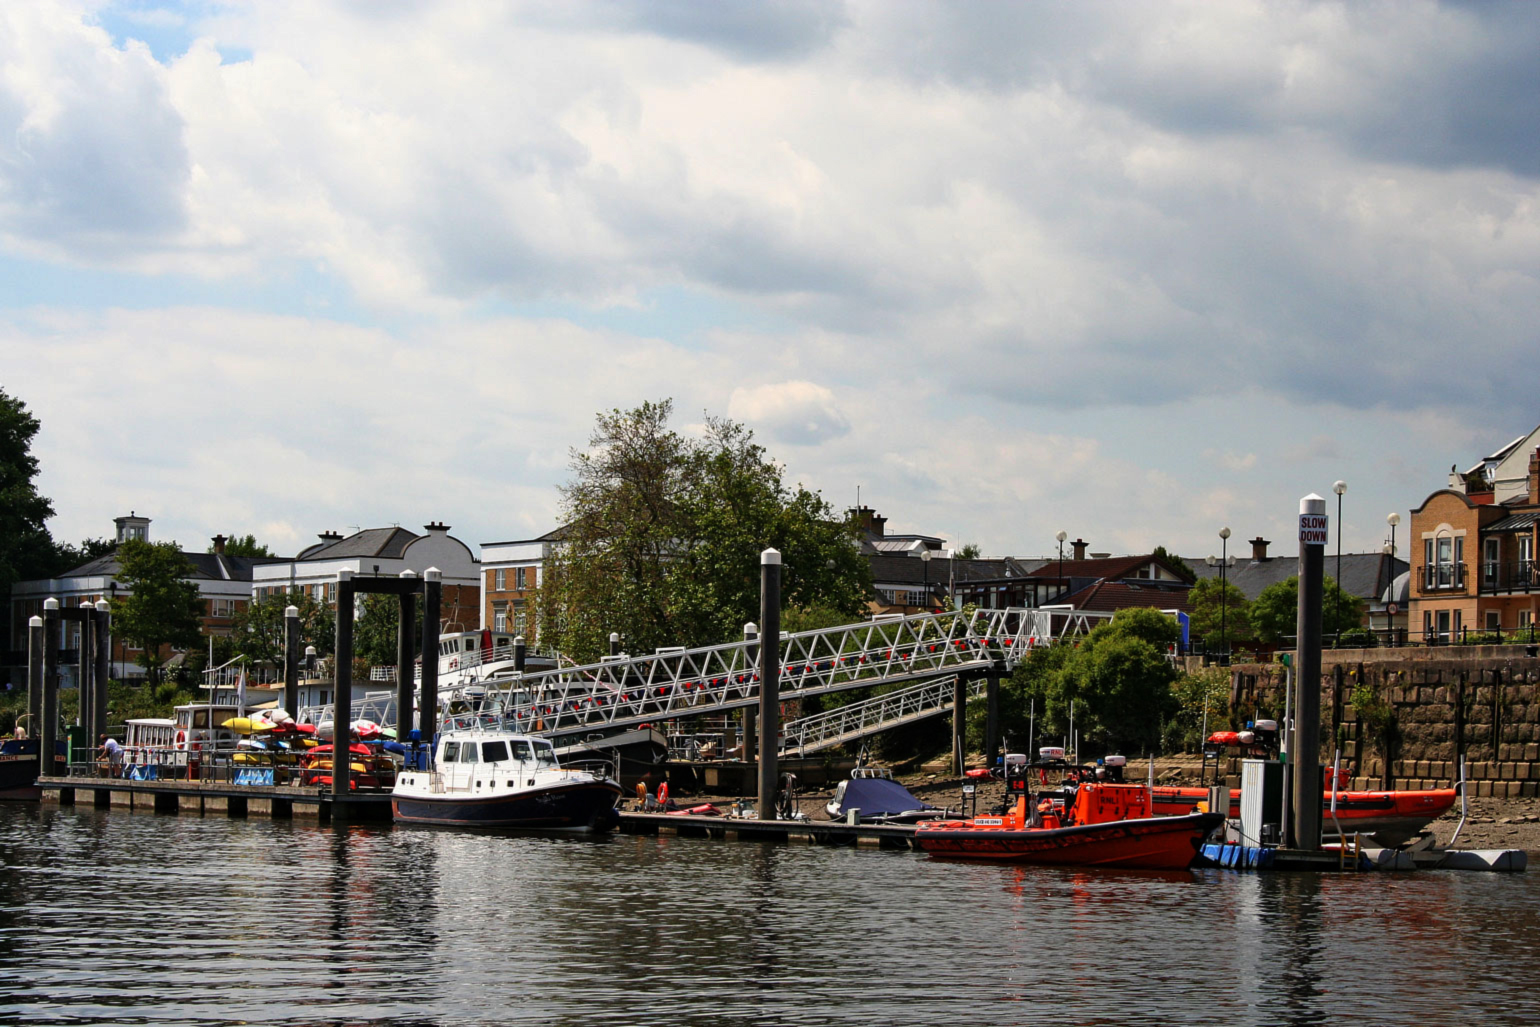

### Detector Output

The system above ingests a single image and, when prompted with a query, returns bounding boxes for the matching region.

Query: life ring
[175,730,186,750]
[657,782,669,805]
[449,657,459,669]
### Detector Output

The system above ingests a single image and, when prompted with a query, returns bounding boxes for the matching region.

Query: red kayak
[916,782,1223,870]
[1151,786,1456,847]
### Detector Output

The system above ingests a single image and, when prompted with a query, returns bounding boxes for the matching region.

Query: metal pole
[514,635,527,672]
[420,570,442,758]
[1292,494,1326,850]
[332,572,354,800]
[757,549,781,821]
[77,602,96,745]
[952,675,966,776]
[41,600,59,779]
[984,672,1000,770]
[26,615,43,748]
[742,622,757,764]
[94,601,110,741]
[396,572,417,746]
[609,632,621,657]
[284,605,301,719]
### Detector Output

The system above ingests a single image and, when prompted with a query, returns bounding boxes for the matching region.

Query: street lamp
[1386,512,1400,643]
[1207,527,1233,664]
[920,548,932,611]
[1333,480,1346,592]
[1055,530,1068,598]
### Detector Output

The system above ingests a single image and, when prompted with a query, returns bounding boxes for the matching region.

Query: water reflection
[0,805,1536,1026]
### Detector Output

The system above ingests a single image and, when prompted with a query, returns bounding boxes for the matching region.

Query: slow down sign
[1298,513,1329,545]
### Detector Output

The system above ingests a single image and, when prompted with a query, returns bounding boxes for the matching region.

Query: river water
[0,804,1535,1026]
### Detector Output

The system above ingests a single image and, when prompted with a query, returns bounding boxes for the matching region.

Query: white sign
[1299,513,1329,545]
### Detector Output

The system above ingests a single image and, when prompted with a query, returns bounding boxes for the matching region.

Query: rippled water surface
[0,803,1536,1026]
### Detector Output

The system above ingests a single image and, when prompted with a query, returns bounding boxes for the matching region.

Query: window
[515,567,528,589]
[1486,610,1501,631]
[510,739,533,762]
[1453,609,1462,639]
[493,605,507,632]
[1521,610,1533,629]
[327,582,337,603]
[442,742,460,762]
[482,740,509,763]
[1484,537,1500,586]
[494,569,506,591]
[462,743,479,765]
[1424,539,1434,589]
[514,610,527,636]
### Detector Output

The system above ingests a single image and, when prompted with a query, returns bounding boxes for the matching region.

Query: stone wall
[1214,646,1540,797]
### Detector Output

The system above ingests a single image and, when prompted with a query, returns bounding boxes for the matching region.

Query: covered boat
[827,768,948,824]
[393,729,622,832]
[915,757,1222,870]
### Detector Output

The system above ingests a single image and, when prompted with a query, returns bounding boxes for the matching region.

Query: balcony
[1479,560,1540,594]
[1421,561,1466,593]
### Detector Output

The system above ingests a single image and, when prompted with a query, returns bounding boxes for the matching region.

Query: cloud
[728,380,850,445]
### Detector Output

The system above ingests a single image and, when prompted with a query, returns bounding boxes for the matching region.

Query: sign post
[1291,494,1326,851]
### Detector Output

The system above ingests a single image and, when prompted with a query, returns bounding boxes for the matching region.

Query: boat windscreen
[535,743,558,767]
[829,777,939,817]
[482,740,509,763]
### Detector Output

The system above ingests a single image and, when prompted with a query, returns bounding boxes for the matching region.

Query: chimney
[424,521,450,533]
[1449,463,1463,491]
[318,530,343,543]
[1529,447,1540,505]
[1071,538,1088,560]
[846,506,885,536]
[1250,536,1270,561]
[212,534,228,555]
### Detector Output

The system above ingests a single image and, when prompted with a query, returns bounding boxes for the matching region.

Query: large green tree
[541,401,872,662]
[353,593,407,669]
[0,388,58,605]
[1189,576,1253,652]
[111,540,205,683]
[1249,574,1365,644]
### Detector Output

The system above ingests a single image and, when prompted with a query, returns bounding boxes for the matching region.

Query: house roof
[1486,511,1540,532]
[57,549,286,582]
[1023,554,1189,582]
[1058,579,1193,615]
[482,524,572,547]
[868,555,1047,588]
[297,526,418,562]
[1186,551,1407,603]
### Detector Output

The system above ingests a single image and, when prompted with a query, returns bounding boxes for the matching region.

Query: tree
[52,537,117,571]
[541,401,872,662]
[210,534,274,558]
[996,608,1181,756]
[955,543,982,560]
[1250,575,1365,644]
[0,387,58,606]
[1150,545,1195,582]
[111,540,205,683]
[228,589,335,667]
[1189,576,1252,652]
[353,593,406,668]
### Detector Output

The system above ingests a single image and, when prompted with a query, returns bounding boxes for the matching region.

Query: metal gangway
[466,606,1093,741]
[777,675,984,756]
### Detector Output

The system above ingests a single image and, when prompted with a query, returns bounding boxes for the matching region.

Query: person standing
[98,734,124,778]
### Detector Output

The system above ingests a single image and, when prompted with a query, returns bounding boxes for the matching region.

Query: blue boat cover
[830,777,939,817]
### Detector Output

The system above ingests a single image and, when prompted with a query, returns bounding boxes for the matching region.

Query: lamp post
[1055,530,1067,599]
[1387,512,1400,644]
[920,548,932,611]
[1208,527,1232,664]
[1332,480,1346,590]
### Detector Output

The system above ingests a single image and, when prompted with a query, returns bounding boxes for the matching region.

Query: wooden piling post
[420,569,442,756]
[1292,493,1326,851]
[757,550,781,822]
[396,572,417,748]
[333,571,354,799]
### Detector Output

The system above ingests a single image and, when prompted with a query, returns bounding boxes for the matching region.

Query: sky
[3,1,1538,565]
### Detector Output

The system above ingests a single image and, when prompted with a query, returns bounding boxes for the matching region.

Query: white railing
[779,675,986,756]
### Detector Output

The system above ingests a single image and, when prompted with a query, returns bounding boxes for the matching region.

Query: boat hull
[0,743,66,801]
[553,727,668,790]
[393,779,623,831]
[915,812,1223,870]
[1152,787,1456,847]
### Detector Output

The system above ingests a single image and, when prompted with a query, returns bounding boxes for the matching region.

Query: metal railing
[779,675,985,756]
[1479,560,1540,594]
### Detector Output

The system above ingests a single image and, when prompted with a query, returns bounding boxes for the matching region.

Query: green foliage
[211,534,274,557]
[111,540,206,683]
[1168,666,1231,752]
[1351,678,1399,763]
[1249,575,1366,644]
[0,387,58,607]
[353,593,406,668]
[1189,576,1253,650]
[229,589,335,666]
[542,401,872,662]
[1150,546,1196,582]
[1336,627,1376,648]
[1457,631,1504,646]
[995,609,1181,756]
[955,543,982,560]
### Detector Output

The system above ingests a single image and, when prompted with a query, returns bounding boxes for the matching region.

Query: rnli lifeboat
[915,760,1222,870]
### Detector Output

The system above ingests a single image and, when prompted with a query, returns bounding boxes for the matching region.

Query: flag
[236,668,248,711]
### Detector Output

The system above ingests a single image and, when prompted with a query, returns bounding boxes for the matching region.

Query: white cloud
[727,380,850,445]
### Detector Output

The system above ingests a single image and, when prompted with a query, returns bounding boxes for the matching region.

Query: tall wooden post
[419,569,442,758]
[1292,494,1326,850]
[757,550,781,821]
[93,601,110,739]
[41,600,60,779]
[396,572,417,745]
[332,572,354,799]
[283,605,301,719]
